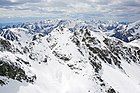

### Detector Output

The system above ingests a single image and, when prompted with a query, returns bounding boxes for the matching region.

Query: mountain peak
[0,19,140,93]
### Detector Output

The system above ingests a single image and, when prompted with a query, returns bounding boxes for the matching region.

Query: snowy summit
[0,19,140,93]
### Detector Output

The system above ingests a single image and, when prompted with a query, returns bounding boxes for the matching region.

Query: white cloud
[0,0,139,21]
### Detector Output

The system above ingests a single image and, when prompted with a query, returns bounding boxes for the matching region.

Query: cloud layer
[0,0,140,21]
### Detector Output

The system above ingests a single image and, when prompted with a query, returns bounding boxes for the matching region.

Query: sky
[0,0,140,22]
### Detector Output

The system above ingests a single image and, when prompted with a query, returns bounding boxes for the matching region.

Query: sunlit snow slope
[0,20,140,93]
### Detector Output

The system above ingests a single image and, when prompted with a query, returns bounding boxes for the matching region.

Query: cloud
[0,0,41,5]
[121,0,140,7]
[0,0,139,21]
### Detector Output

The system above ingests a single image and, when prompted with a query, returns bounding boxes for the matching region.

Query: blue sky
[0,0,140,22]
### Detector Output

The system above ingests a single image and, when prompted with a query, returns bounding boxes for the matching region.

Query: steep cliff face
[0,37,36,86]
[0,20,140,93]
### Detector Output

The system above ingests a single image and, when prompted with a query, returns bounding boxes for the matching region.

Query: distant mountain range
[0,20,139,42]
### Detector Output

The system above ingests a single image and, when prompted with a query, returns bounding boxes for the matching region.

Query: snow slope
[0,20,140,93]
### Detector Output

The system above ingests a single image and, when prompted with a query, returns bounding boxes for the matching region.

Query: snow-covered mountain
[108,20,140,42]
[0,19,140,93]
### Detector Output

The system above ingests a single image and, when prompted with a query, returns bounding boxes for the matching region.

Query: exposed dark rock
[0,60,36,84]
[0,38,12,52]
[107,88,116,93]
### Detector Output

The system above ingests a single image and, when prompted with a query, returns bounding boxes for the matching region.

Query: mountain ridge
[0,19,140,93]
